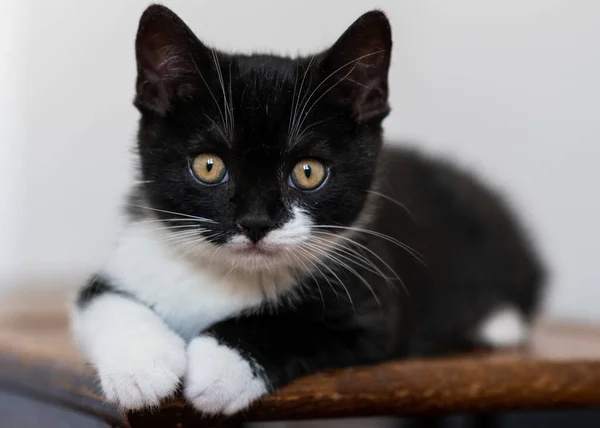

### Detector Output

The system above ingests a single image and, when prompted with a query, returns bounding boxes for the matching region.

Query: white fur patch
[74,206,314,409]
[104,221,293,340]
[184,336,268,415]
[262,207,312,247]
[477,306,528,347]
[71,294,187,409]
[222,206,313,272]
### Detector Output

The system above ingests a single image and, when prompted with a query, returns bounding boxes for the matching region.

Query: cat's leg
[184,312,385,415]
[72,276,187,409]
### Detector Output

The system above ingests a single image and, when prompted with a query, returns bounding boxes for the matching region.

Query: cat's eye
[289,159,327,191]
[191,154,228,185]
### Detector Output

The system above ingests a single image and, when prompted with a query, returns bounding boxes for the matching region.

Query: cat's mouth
[231,244,276,256]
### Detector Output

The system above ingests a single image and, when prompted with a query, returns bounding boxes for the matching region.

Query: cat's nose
[237,215,273,243]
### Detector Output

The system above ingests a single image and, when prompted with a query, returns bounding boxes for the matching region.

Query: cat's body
[72,5,544,415]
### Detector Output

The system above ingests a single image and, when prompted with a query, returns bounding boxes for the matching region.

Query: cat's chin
[231,246,276,257]
[221,243,290,272]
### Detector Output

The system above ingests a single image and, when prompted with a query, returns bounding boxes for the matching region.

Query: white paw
[184,336,268,415]
[96,331,187,409]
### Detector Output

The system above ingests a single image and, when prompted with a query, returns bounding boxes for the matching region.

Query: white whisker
[311,225,425,265]
[300,240,380,306]
[289,55,316,142]
[145,224,205,233]
[367,190,416,221]
[307,238,392,282]
[311,230,410,296]
[295,246,358,313]
[289,250,326,311]
[211,50,233,139]
[203,113,228,142]
[127,204,217,224]
[288,63,300,136]
[292,50,384,144]
[295,246,338,301]
[228,61,235,137]
[134,218,214,225]
[190,55,228,140]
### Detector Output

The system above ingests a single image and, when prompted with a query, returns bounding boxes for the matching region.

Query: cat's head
[131,4,392,272]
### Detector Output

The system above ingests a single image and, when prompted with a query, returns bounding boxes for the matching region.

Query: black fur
[97,4,545,404]
[77,275,134,308]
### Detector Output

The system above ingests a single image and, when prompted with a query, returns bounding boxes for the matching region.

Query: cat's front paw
[95,332,187,409]
[184,336,268,415]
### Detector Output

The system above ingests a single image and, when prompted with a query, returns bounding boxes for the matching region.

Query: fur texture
[72,4,545,414]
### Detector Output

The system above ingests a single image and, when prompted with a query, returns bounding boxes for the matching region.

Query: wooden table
[2,291,600,427]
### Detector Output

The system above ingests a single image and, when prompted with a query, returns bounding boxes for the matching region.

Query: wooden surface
[3,291,600,427]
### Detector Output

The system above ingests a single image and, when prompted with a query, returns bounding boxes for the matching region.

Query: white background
[1,0,598,321]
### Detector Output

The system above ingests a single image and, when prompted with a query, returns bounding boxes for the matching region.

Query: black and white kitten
[72,5,545,415]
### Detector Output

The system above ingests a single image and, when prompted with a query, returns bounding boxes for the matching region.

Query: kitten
[72,4,545,415]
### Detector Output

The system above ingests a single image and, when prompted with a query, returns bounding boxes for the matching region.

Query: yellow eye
[191,154,228,185]
[290,159,327,190]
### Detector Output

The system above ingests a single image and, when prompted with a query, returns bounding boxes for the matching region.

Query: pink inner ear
[317,11,392,123]
[134,5,206,115]
[326,51,390,123]
[354,78,389,123]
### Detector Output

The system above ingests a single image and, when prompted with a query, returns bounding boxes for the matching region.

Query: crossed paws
[95,333,268,415]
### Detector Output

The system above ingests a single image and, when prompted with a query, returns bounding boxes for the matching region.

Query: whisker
[288,63,300,136]
[156,230,208,246]
[228,61,235,137]
[211,50,232,139]
[367,190,416,221]
[310,230,409,297]
[289,55,316,142]
[296,245,357,312]
[127,204,217,224]
[144,224,206,233]
[300,240,380,306]
[203,113,228,142]
[261,258,278,299]
[306,238,392,281]
[181,234,219,260]
[311,225,425,265]
[289,250,326,311]
[190,55,228,140]
[208,244,223,269]
[295,246,339,301]
[134,218,214,225]
[292,50,384,144]
[295,114,341,144]
[311,235,396,279]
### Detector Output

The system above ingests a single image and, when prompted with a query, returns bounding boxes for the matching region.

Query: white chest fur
[104,222,287,340]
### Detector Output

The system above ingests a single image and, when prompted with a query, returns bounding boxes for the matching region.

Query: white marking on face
[228,234,249,246]
[477,306,529,348]
[222,206,313,271]
[103,221,292,340]
[184,336,268,415]
[262,206,312,247]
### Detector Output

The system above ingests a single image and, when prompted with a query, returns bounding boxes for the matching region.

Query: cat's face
[131,5,392,271]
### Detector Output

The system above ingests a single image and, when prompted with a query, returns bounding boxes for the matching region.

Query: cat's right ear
[319,10,392,123]
[134,5,209,116]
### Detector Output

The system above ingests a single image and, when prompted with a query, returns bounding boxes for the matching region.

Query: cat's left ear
[320,11,392,123]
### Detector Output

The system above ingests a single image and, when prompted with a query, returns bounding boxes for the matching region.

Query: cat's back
[376,142,540,260]
[372,143,545,354]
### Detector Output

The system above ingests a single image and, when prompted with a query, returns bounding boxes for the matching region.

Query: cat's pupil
[206,159,214,172]
[303,164,312,179]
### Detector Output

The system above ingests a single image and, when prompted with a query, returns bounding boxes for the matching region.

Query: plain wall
[0,0,598,320]
[0,0,26,284]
